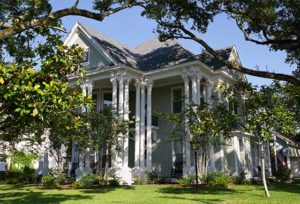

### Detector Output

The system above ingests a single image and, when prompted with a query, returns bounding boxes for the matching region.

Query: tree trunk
[194,150,199,191]
[103,144,110,180]
[260,138,271,198]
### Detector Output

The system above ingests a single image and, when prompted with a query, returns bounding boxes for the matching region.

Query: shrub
[108,175,120,186]
[71,181,86,189]
[133,176,146,185]
[4,167,35,184]
[80,173,97,186]
[145,169,160,184]
[56,173,67,185]
[176,174,195,186]
[234,171,251,185]
[42,175,58,188]
[273,165,291,182]
[201,172,232,187]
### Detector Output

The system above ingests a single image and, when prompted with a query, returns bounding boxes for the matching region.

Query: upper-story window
[171,87,183,114]
[239,138,244,152]
[83,49,89,63]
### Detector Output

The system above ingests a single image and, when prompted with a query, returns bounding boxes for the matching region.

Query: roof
[78,23,195,71]
[77,22,234,71]
[196,46,234,70]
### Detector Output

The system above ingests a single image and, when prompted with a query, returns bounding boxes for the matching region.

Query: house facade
[37,22,274,184]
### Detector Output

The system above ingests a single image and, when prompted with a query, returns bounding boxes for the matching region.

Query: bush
[201,172,232,187]
[3,167,35,184]
[145,169,160,184]
[56,173,67,185]
[234,171,251,185]
[176,174,195,186]
[71,181,86,189]
[108,175,120,186]
[273,165,291,182]
[42,175,58,188]
[133,176,146,185]
[80,173,98,186]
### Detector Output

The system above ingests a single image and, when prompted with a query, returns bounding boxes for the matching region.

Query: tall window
[172,87,183,113]
[83,49,89,63]
[92,93,98,111]
[103,91,112,107]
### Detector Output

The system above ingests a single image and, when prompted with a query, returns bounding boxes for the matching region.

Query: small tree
[82,106,130,179]
[160,99,238,188]
[219,81,297,197]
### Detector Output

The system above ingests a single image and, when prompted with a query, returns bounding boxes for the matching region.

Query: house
[272,132,300,178]
[32,22,276,184]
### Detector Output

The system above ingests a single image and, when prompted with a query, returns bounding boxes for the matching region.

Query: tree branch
[176,25,300,86]
[0,3,140,41]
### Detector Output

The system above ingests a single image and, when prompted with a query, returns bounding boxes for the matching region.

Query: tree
[80,106,129,179]
[1,1,299,85]
[137,0,300,86]
[161,99,238,188]
[219,81,298,197]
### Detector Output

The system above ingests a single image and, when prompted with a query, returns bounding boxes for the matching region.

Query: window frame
[171,86,183,114]
[102,90,113,109]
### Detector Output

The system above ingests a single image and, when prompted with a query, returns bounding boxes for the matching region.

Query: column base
[108,166,133,185]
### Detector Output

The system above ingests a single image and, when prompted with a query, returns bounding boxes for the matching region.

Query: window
[92,93,98,111]
[172,87,183,113]
[83,49,89,63]
[239,138,244,152]
[103,91,112,107]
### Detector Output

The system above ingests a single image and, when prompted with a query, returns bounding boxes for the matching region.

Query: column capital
[110,72,117,83]
[181,72,189,82]
[134,78,141,87]
[146,79,153,89]
[117,71,127,80]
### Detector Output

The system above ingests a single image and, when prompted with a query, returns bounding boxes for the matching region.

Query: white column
[110,74,119,167]
[123,78,130,167]
[116,72,125,167]
[146,81,153,168]
[206,82,212,107]
[234,136,240,176]
[196,77,201,105]
[273,135,278,171]
[118,73,124,118]
[134,80,141,167]
[191,74,199,105]
[220,135,225,172]
[266,141,272,176]
[182,73,191,168]
[140,81,146,167]
[217,90,225,172]
[110,74,118,111]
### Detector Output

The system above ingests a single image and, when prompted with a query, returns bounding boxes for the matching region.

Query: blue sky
[51,1,295,86]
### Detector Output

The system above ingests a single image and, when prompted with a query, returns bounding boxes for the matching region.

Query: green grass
[0,181,300,204]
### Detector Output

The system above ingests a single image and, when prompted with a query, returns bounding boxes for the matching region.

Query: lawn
[0,181,300,204]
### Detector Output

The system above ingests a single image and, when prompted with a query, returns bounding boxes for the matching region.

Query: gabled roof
[196,46,234,70]
[78,23,195,71]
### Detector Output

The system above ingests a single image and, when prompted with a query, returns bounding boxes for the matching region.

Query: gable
[64,23,115,70]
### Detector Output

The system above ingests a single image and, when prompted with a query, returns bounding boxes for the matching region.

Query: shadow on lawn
[268,180,300,194]
[158,185,236,195]
[0,191,93,204]
[79,185,135,194]
[156,185,237,204]
[157,195,222,204]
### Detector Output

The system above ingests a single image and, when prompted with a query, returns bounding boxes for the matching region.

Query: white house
[41,22,274,184]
